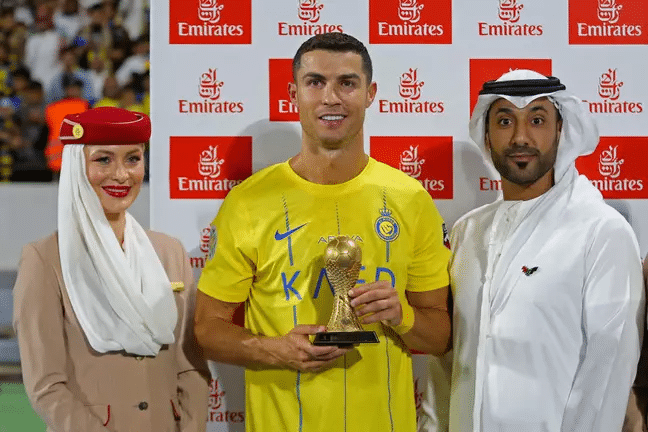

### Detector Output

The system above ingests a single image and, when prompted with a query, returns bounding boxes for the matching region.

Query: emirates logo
[179,68,243,114]
[199,68,224,100]
[584,68,642,114]
[170,0,249,44]
[576,137,647,198]
[198,146,225,178]
[399,68,425,100]
[370,0,449,44]
[598,0,622,24]
[398,0,425,23]
[370,136,452,198]
[378,68,443,114]
[477,0,542,36]
[206,378,244,422]
[199,227,211,254]
[278,0,342,37]
[570,0,645,43]
[208,379,226,410]
[598,68,623,100]
[198,0,224,24]
[170,136,250,200]
[399,145,425,178]
[577,137,646,197]
[598,145,624,178]
[498,0,524,23]
[298,0,324,23]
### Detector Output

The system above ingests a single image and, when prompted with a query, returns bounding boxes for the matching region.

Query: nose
[113,161,128,182]
[321,82,341,105]
[511,121,530,147]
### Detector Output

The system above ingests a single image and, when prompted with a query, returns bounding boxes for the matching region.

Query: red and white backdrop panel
[150,0,648,430]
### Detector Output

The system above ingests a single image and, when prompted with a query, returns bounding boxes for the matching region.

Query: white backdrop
[150,0,648,430]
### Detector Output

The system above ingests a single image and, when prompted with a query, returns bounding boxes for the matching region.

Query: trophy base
[313,331,379,347]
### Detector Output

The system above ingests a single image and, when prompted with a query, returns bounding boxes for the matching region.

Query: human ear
[288,82,298,107]
[365,82,377,107]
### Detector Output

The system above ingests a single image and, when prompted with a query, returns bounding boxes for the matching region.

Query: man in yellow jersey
[195,32,452,432]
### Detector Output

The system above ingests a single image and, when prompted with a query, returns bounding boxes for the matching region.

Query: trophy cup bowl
[313,236,379,347]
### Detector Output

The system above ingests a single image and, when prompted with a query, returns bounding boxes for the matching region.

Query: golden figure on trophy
[313,235,379,347]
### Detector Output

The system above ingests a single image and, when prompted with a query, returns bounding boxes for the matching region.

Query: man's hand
[348,283,452,355]
[195,292,353,371]
[348,281,402,327]
[267,325,352,372]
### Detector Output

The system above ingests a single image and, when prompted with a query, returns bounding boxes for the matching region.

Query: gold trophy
[313,236,379,347]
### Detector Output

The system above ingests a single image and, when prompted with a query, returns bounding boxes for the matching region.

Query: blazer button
[138,401,148,411]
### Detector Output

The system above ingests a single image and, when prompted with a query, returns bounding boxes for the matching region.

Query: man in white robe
[448,69,644,431]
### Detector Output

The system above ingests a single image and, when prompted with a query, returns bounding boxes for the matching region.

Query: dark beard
[490,141,558,186]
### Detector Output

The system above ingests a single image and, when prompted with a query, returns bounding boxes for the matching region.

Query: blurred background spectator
[54,0,83,45]
[46,43,95,104]
[25,2,62,89]
[0,0,150,183]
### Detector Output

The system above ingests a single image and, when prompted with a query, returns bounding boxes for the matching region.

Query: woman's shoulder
[22,232,59,260]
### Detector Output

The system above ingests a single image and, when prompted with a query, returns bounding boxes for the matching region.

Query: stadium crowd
[0,0,149,182]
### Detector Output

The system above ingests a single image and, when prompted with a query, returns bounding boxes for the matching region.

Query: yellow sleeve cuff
[392,302,415,335]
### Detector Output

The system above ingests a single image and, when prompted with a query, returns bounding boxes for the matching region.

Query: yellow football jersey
[199,157,450,432]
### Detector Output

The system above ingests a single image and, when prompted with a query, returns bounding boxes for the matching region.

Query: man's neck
[502,174,554,201]
[289,143,368,185]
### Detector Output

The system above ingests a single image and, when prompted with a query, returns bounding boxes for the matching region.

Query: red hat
[59,107,151,145]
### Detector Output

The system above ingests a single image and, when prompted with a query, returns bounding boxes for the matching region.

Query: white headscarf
[469,69,599,182]
[58,145,178,356]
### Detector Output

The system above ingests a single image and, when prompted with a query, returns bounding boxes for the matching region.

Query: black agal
[479,76,566,96]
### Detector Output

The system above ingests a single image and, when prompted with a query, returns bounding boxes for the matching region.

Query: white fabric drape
[58,145,177,356]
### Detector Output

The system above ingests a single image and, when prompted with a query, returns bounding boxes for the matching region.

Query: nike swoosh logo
[274,223,308,241]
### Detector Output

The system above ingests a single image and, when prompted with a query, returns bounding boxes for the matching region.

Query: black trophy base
[313,331,379,347]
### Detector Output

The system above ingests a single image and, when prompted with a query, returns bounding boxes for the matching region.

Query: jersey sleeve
[406,192,451,293]
[197,188,257,303]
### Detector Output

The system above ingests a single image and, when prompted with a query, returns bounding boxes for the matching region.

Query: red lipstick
[103,186,131,198]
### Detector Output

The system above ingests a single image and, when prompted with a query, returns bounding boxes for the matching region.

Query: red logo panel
[569,0,647,44]
[370,136,453,199]
[369,0,452,44]
[169,136,252,199]
[169,0,251,44]
[576,137,648,198]
[469,59,553,115]
[269,59,299,122]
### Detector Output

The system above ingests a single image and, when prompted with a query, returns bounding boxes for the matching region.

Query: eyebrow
[90,148,142,156]
[528,105,549,113]
[301,72,362,82]
[494,104,549,115]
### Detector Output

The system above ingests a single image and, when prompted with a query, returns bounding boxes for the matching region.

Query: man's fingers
[355,297,393,315]
[307,344,342,358]
[349,280,392,298]
[299,349,351,372]
[362,310,397,325]
[350,287,396,307]
[290,324,326,335]
[313,346,352,360]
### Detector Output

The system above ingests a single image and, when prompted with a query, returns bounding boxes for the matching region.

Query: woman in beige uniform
[13,107,210,431]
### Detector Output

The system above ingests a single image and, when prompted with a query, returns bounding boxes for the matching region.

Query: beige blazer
[13,232,210,432]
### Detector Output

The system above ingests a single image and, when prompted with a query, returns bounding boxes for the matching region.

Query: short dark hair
[62,74,83,89]
[12,66,31,81]
[292,32,373,83]
[27,80,42,92]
